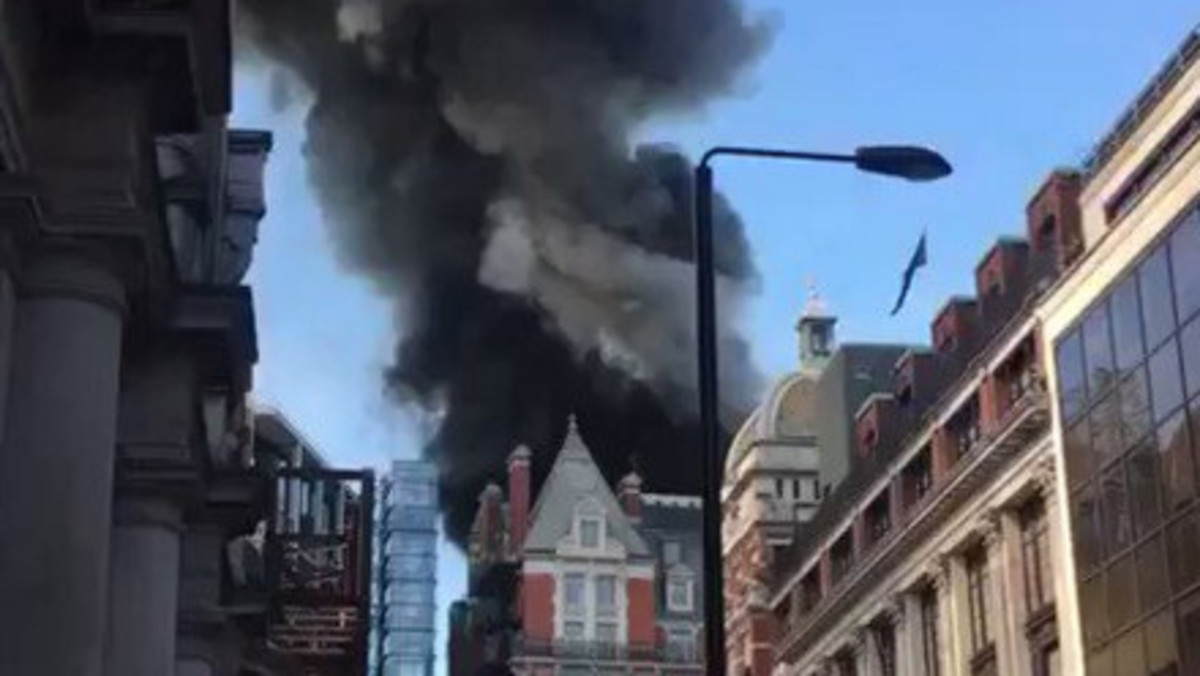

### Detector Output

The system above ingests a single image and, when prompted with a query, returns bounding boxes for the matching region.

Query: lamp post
[693,145,951,676]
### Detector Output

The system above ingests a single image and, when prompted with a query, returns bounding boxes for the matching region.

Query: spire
[802,276,828,318]
[560,413,589,459]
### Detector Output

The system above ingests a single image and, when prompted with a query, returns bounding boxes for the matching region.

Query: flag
[890,232,928,316]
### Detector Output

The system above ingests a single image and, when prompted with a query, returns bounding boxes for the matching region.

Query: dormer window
[667,571,695,612]
[575,498,605,550]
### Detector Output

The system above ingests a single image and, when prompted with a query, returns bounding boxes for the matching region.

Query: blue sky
[233,2,1198,670]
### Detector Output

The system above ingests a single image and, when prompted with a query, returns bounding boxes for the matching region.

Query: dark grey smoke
[237,0,772,543]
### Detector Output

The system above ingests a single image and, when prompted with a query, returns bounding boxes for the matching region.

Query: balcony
[514,638,702,666]
[775,379,1050,662]
[261,468,375,674]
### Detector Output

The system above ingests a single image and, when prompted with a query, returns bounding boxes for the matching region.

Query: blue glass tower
[371,461,438,676]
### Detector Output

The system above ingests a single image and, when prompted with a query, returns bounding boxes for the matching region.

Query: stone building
[767,23,1200,676]
[722,293,908,676]
[0,4,373,675]
[450,415,705,676]
[1039,24,1200,676]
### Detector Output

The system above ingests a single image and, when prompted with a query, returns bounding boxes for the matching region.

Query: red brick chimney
[618,471,643,523]
[508,445,532,558]
[478,482,504,561]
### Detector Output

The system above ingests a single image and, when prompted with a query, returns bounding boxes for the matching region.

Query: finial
[803,276,827,317]
[567,413,579,434]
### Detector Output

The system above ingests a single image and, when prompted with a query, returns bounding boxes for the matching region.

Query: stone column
[899,592,924,676]
[0,250,125,676]
[932,554,963,676]
[104,496,184,676]
[999,507,1033,676]
[1037,456,1081,674]
[979,513,1014,675]
[855,625,876,676]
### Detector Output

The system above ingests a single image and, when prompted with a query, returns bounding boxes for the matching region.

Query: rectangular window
[1020,499,1053,616]
[1057,330,1088,422]
[920,585,941,676]
[668,576,693,612]
[595,574,616,615]
[563,621,585,641]
[594,621,618,644]
[865,493,891,546]
[662,540,681,565]
[564,573,585,615]
[966,546,992,655]
[580,517,602,549]
[793,479,801,500]
[830,532,854,586]
[666,628,697,661]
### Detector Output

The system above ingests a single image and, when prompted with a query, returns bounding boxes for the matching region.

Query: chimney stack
[507,445,532,558]
[618,471,643,523]
[479,483,504,561]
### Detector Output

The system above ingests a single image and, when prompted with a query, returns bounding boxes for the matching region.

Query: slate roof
[522,415,650,557]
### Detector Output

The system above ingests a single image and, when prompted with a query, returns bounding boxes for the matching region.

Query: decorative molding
[976,510,1004,550]
[1032,454,1058,501]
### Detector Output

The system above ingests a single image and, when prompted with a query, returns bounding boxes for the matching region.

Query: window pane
[1112,274,1146,374]
[1114,625,1147,676]
[1057,330,1088,422]
[1108,553,1138,631]
[1157,410,1195,513]
[1084,302,1117,397]
[1178,589,1200,675]
[1101,464,1133,553]
[1073,483,1104,574]
[1065,417,1093,486]
[595,575,616,610]
[1150,339,1185,422]
[1182,316,1200,401]
[1171,209,1200,324]
[581,519,600,548]
[1081,574,1108,645]
[1168,510,1200,593]
[1138,535,1170,613]
[1091,391,1122,469]
[565,573,585,611]
[1145,608,1179,675]
[1141,246,1177,352]
[1128,438,1163,536]
[1087,646,1113,676]
[1119,368,1153,449]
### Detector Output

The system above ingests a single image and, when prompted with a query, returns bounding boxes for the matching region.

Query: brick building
[450,415,705,676]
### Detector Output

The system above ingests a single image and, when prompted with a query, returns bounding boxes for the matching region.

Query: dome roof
[724,371,818,478]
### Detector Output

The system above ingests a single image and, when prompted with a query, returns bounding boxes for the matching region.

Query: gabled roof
[522,415,649,557]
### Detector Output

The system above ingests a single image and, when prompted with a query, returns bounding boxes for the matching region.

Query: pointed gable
[522,415,650,557]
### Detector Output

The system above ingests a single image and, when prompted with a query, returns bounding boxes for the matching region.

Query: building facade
[449,415,705,676]
[373,461,440,676]
[1039,25,1200,676]
[766,23,1200,676]
[723,295,909,676]
[0,4,375,675]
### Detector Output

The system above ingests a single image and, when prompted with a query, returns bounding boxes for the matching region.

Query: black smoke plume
[237,0,772,543]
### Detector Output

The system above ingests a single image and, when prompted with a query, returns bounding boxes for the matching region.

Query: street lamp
[693,144,951,676]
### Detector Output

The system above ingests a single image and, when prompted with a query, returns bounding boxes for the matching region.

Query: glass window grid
[1056,202,1200,675]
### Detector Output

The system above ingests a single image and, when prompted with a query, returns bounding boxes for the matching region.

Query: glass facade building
[371,461,438,676]
[1055,200,1200,675]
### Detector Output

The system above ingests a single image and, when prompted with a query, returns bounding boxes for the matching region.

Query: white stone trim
[642,493,701,508]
